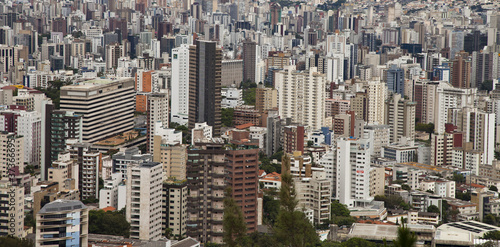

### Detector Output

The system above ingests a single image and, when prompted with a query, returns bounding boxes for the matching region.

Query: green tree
[330,201,350,217]
[392,224,417,247]
[0,236,34,247]
[263,195,280,225]
[451,173,466,184]
[482,230,500,240]
[88,209,130,237]
[490,186,498,192]
[456,191,471,201]
[484,214,497,225]
[401,184,411,191]
[415,123,434,133]
[340,238,379,246]
[374,195,410,210]
[427,205,440,214]
[274,155,320,247]
[223,187,247,246]
[35,79,73,109]
[221,108,234,127]
[242,88,256,105]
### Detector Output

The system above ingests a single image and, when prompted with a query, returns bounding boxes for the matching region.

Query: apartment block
[36,200,88,247]
[68,143,101,200]
[126,162,163,241]
[0,132,24,180]
[0,181,24,238]
[162,180,188,239]
[275,67,326,129]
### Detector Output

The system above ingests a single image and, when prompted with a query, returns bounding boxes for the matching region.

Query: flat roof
[39,200,86,214]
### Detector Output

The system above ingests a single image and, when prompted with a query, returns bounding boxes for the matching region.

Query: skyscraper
[41,104,82,181]
[146,92,169,153]
[275,66,326,130]
[188,40,222,135]
[335,138,372,208]
[126,162,163,241]
[385,93,416,143]
[243,40,256,83]
[171,44,190,125]
[386,65,404,96]
[451,51,471,88]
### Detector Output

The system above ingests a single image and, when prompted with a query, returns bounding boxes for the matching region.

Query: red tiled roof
[235,123,254,129]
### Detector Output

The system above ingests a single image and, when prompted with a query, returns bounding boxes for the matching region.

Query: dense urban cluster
[2,0,500,246]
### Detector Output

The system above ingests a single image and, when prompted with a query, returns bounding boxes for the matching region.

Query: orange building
[135,70,155,112]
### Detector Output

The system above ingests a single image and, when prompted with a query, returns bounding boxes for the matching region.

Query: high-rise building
[294,173,331,225]
[135,70,161,112]
[0,109,41,167]
[386,65,404,96]
[171,44,190,125]
[68,143,101,201]
[60,78,135,143]
[188,40,222,135]
[225,139,259,232]
[385,93,416,143]
[449,107,495,166]
[255,86,277,112]
[0,181,24,238]
[275,67,326,129]
[105,43,125,70]
[162,180,188,239]
[471,48,497,88]
[153,140,187,180]
[0,132,24,180]
[335,138,372,208]
[451,51,471,88]
[186,138,259,243]
[243,40,256,83]
[147,92,169,153]
[36,200,88,247]
[266,114,282,156]
[283,126,305,154]
[41,104,82,181]
[126,162,163,241]
[112,147,152,180]
[269,2,282,31]
[186,140,226,244]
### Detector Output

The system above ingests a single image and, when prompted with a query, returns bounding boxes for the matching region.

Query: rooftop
[38,200,86,214]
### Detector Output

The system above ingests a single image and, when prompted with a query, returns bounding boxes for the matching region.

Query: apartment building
[294,173,332,225]
[162,180,188,239]
[36,200,89,247]
[335,138,372,208]
[0,181,24,238]
[0,132,24,180]
[68,143,101,200]
[126,162,163,241]
[275,66,326,129]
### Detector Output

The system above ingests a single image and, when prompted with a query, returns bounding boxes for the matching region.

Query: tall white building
[0,109,41,166]
[276,66,326,129]
[171,44,190,125]
[385,93,416,143]
[0,132,24,180]
[366,80,386,125]
[336,138,373,208]
[126,162,163,241]
[99,172,126,210]
[147,92,169,153]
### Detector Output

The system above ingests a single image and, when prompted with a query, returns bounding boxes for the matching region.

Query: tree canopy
[392,224,417,247]
[223,187,247,246]
[273,155,320,247]
[89,209,130,237]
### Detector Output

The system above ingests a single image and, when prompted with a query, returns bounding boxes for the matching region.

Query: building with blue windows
[36,200,89,247]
